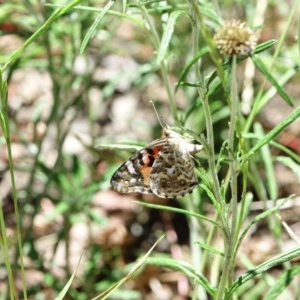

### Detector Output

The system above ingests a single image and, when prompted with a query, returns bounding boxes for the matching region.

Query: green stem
[7,137,27,300]
[228,56,239,281]
[232,161,249,261]
[0,81,27,299]
[189,0,228,239]
[0,201,18,299]
[215,56,239,300]
[189,5,232,298]
[228,56,239,238]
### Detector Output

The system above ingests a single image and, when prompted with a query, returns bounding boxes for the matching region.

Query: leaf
[80,0,116,54]
[92,235,165,300]
[146,257,216,297]
[194,241,224,256]
[156,10,193,64]
[252,55,294,106]
[276,156,300,183]
[176,46,209,89]
[226,247,300,298]
[253,39,277,54]
[270,140,300,164]
[254,123,278,200]
[242,105,300,163]
[136,200,221,229]
[235,197,291,257]
[95,143,142,152]
[264,264,300,300]
[55,251,84,300]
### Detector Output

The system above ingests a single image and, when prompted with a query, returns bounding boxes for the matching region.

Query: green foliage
[0,0,300,299]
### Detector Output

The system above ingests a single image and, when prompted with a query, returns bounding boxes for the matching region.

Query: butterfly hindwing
[149,146,199,198]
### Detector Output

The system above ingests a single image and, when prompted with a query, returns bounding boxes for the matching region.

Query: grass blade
[242,106,300,163]
[227,247,300,298]
[146,257,216,297]
[55,251,84,300]
[254,123,278,200]
[92,235,165,300]
[136,200,222,229]
[252,55,294,106]
[80,0,116,54]
[276,156,300,183]
[157,10,193,64]
[264,264,300,300]
[194,241,224,256]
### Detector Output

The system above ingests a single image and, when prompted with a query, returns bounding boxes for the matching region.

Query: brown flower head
[213,19,258,57]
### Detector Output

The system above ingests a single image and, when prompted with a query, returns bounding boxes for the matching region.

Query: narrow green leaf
[146,257,216,297]
[252,55,294,106]
[0,197,18,299]
[176,46,209,89]
[95,143,142,152]
[226,247,300,298]
[256,68,297,113]
[270,141,300,164]
[0,76,9,140]
[235,197,290,257]
[92,235,165,300]
[276,156,300,183]
[204,40,277,93]
[122,0,127,14]
[264,264,300,300]
[194,241,224,256]
[157,10,193,64]
[253,39,277,54]
[55,251,84,300]
[254,123,278,200]
[80,0,116,54]
[242,106,300,163]
[136,200,222,229]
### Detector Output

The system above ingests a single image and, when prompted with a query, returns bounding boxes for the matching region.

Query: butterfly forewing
[110,139,166,195]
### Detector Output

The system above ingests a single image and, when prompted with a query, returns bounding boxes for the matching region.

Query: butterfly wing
[110,139,166,195]
[149,146,198,198]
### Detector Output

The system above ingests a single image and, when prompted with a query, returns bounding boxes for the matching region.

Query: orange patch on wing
[139,146,162,185]
[140,165,151,185]
[152,145,162,157]
[141,146,162,165]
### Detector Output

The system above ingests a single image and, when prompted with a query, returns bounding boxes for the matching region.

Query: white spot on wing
[125,160,137,174]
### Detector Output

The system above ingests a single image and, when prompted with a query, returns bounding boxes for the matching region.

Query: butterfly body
[110,127,202,198]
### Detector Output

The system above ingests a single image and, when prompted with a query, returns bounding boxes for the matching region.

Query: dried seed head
[213,19,258,57]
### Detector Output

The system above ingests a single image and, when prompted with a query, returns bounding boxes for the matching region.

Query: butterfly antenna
[150,100,166,128]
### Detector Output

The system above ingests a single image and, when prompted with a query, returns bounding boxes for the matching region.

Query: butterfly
[110,126,202,198]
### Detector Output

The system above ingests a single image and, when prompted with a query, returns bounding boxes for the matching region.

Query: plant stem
[0,77,27,299]
[215,56,239,300]
[188,0,227,229]
[228,56,239,281]
[189,4,232,298]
